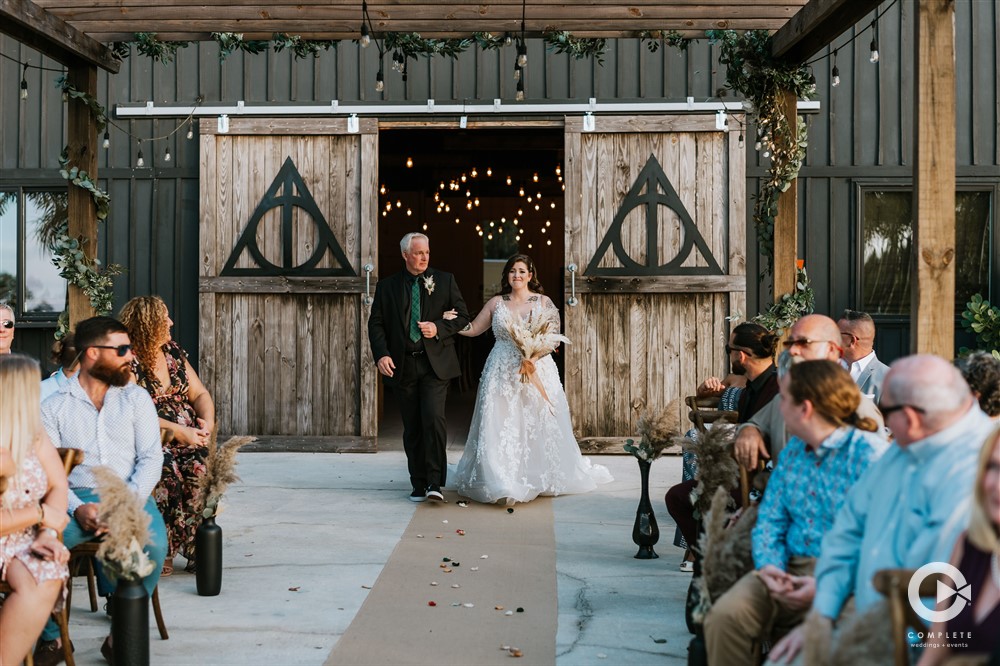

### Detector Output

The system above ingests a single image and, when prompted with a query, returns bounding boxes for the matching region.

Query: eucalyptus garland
[542,30,607,63]
[472,32,507,51]
[58,149,110,222]
[271,33,337,59]
[56,76,108,132]
[133,33,191,64]
[752,266,815,335]
[211,32,271,60]
[639,30,692,53]
[707,29,814,277]
[383,33,473,59]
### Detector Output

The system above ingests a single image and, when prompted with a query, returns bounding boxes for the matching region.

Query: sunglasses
[1,320,13,329]
[725,344,751,355]
[878,402,926,417]
[89,344,133,357]
[782,338,837,349]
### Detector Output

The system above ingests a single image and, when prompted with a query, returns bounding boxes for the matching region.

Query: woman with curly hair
[955,351,1000,419]
[119,295,214,575]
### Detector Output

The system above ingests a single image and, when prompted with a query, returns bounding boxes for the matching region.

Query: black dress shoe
[425,485,444,501]
[409,488,427,502]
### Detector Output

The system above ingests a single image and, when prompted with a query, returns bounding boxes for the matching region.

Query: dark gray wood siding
[1,1,997,371]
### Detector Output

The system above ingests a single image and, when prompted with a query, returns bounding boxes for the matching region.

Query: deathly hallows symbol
[586,154,722,276]
[222,157,356,276]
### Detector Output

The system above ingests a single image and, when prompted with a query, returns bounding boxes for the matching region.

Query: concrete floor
[60,394,694,665]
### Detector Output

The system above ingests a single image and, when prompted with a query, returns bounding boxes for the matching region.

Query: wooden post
[911,0,956,356]
[772,90,799,302]
[66,61,98,327]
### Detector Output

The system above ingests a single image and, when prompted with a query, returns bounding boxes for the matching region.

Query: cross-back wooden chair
[873,568,943,666]
[684,395,754,508]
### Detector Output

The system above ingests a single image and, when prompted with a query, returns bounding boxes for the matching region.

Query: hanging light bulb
[467,200,473,210]
[406,208,412,216]
[360,20,371,48]
[517,208,524,216]
[460,173,467,182]
[546,239,552,246]
[375,68,384,92]
[471,167,478,178]
[504,32,513,47]
[545,220,551,227]
[516,39,528,68]
[136,147,145,168]
[422,223,428,230]
[164,147,171,162]
[380,184,387,194]
[532,172,539,182]
[869,22,879,63]
[536,192,541,199]
[534,204,540,211]
[831,64,841,87]
[382,210,387,217]
[518,186,525,197]
[103,131,111,149]
[527,196,533,203]
[465,189,471,197]
[406,156,413,168]
[187,126,194,140]
[555,164,561,176]
[506,175,512,186]
[396,200,402,208]
[474,198,480,207]
[20,78,28,100]
[513,65,521,82]
[486,167,493,177]
[738,134,745,149]
[550,202,556,209]
[516,78,525,101]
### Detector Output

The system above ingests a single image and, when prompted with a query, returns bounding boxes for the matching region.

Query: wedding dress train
[450,299,612,504]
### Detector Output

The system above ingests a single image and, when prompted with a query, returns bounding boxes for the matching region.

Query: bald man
[767,355,994,663]
[733,314,885,471]
[838,309,889,402]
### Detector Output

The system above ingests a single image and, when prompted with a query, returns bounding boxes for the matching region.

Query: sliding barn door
[199,118,379,441]
[563,115,746,439]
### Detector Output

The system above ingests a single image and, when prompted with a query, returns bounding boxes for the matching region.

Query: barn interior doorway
[376,126,565,443]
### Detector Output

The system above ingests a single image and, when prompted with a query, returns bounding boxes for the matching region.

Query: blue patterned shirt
[41,375,163,513]
[752,427,888,570]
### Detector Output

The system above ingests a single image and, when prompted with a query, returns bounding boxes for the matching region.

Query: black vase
[112,576,149,666]
[632,458,660,559]
[196,515,223,596]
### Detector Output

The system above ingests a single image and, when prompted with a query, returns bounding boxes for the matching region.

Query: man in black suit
[368,232,470,502]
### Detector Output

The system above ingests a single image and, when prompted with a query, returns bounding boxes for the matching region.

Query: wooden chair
[685,395,753,508]
[873,568,941,666]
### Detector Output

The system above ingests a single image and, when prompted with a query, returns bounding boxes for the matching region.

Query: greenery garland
[706,29,814,278]
[271,33,337,59]
[56,76,108,132]
[383,33,472,59]
[751,265,815,335]
[542,30,607,64]
[639,30,692,53]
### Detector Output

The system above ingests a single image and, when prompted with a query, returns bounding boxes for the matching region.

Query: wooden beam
[66,62,98,327]
[771,0,883,62]
[0,0,119,72]
[911,0,956,357]
[772,90,799,303]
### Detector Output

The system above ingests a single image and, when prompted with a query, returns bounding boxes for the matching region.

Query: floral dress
[133,340,208,561]
[0,448,69,601]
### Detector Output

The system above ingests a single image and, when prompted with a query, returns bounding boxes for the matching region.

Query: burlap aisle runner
[325,491,557,666]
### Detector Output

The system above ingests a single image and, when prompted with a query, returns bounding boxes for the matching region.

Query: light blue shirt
[40,367,72,403]
[752,427,888,570]
[40,374,163,513]
[812,404,996,618]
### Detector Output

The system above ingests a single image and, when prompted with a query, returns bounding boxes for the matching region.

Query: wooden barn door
[199,118,379,442]
[563,115,746,440]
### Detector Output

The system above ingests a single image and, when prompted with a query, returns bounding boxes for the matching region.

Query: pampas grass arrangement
[683,423,739,519]
[624,399,682,461]
[195,433,253,520]
[93,466,155,581]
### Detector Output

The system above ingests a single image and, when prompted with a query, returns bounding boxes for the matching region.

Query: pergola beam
[0,0,119,73]
[771,0,883,62]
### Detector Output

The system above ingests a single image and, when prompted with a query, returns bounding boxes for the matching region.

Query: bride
[447,254,612,505]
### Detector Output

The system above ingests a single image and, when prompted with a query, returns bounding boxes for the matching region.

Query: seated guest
[120,295,214,576]
[955,350,1000,419]
[0,354,71,666]
[734,314,885,473]
[40,334,78,403]
[666,322,779,570]
[837,309,890,402]
[703,360,886,665]
[0,303,15,355]
[916,427,1000,665]
[768,354,996,663]
[36,316,166,665]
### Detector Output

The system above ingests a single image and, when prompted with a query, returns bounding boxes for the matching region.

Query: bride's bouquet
[507,306,570,406]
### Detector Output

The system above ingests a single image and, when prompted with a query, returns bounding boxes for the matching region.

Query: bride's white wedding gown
[450,298,613,504]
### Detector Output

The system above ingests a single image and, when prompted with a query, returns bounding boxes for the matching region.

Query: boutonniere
[423,275,436,295]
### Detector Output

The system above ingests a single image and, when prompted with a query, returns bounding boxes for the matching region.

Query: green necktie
[409,278,421,343]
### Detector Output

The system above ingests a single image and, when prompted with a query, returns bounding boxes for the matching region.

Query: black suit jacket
[367,267,470,383]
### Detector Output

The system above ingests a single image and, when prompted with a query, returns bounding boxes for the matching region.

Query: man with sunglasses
[35,316,166,666]
[733,314,884,472]
[0,303,14,355]
[838,309,889,402]
[767,355,994,663]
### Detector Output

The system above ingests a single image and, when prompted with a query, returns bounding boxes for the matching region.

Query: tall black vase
[196,515,223,596]
[112,576,149,666]
[632,458,660,559]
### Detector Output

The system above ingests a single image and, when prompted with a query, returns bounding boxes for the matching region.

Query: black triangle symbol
[221,157,356,277]
[586,154,723,276]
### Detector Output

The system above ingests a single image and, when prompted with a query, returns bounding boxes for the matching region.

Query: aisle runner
[325,492,557,665]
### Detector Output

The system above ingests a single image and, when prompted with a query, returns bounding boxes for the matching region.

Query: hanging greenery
[133,33,191,64]
[752,265,815,335]
[639,30,692,53]
[383,33,473,59]
[542,30,607,64]
[211,32,271,60]
[56,76,108,132]
[58,148,111,222]
[706,29,814,278]
[271,33,337,59]
[472,32,507,51]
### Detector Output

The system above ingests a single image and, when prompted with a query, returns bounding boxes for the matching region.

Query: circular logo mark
[908,562,971,624]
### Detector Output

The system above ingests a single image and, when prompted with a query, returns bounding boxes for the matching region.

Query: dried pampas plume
[93,466,154,580]
[683,424,739,518]
[196,432,254,519]
[696,486,757,612]
[827,600,894,666]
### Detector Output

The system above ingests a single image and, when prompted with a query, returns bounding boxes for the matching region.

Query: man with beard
[34,316,165,666]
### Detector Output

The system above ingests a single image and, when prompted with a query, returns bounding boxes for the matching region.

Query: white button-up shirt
[41,374,163,513]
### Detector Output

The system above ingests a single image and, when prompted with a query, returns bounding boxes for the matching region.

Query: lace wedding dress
[450,298,613,504]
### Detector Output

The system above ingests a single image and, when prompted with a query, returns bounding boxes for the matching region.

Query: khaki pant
[704,556,816,666]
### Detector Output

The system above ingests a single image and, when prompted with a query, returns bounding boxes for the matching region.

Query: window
[0,189,68,319]
[860,188,993,315]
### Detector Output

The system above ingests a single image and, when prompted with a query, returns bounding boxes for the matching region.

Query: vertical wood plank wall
[198,119,378,437]
[564,116,745,438]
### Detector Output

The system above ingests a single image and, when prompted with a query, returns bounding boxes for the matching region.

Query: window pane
[861,191,913,315]
[0,192,16,307]
[24,191,67,315]
[861,190,993,315]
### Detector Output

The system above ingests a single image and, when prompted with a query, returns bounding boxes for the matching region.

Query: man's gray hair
[884,354,971,426]
[0,303,13,323]
[400,232,429,253]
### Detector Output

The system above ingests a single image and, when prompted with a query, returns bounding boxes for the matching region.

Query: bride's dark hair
[497,253,544,296]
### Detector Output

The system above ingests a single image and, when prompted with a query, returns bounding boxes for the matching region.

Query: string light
[20,64,28,100]
[135,141,145,168]
[516,78,525,101]
[471,167,478,177]
[504,32,513,47]
[380,184,387,194]
[869,20,879,63]
[164,146,171,162]
[375,68,384,92]
[555,165,561,176]
[506,175,512,186]
[103,131,111,149]
[186,126,194,140]
[486,167,493,177]
[360,1,371,48]
[831,49,841,87]
[516,39,528,68]
[406,156,413,168]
